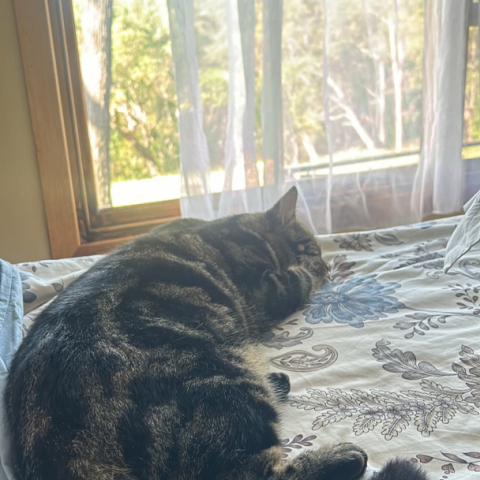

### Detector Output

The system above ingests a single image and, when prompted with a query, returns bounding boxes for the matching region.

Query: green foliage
[282,0,327,161]
[74,0,480,185]
[194,0,229,171]
[199,67,228,171]
[109,0,179,181]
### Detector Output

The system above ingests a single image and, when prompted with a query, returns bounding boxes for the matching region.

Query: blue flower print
[303,274,405,328]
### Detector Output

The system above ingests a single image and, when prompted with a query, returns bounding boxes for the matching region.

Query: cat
[5,187,427,480]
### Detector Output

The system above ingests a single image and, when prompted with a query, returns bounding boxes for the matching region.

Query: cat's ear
[267,187,298,226]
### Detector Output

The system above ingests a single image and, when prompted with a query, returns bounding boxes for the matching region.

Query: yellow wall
[0,0,51,263]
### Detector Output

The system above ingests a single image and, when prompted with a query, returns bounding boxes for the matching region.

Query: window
[14,0,181,258]
[73,0,181,208]
[13,0,480,257]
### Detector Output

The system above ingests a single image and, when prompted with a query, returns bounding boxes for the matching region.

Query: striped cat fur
[5,187,427,479]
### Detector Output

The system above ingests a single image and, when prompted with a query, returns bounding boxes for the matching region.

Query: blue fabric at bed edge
[0,260,23,480]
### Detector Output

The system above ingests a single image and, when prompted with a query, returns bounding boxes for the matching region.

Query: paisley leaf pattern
[290,344,480,440]
[261,327,313,350]
[269,347,338,372]
[325,254,356,282]
[411,452,480,477]
[333,231,403,251]
[374,232,403,246]
[280,435,317,459]
[372,340,452,380]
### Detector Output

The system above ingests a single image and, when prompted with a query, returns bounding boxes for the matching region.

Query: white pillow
[443,189,480,273]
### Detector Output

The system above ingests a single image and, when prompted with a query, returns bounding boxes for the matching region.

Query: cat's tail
[371,459,429,480]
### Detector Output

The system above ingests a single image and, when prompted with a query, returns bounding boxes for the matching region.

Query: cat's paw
[327,443,368,480]
[296,256,328,285]
[267,372,290,401]
[284,265,315,302]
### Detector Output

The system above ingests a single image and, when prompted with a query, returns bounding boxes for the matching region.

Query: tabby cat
[5,187,427,480]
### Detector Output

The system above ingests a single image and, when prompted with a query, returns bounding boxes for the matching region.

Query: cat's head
[238,186,328,281]
[150,187,327,282]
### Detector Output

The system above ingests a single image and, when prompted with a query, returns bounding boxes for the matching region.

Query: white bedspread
[16,216,480,479]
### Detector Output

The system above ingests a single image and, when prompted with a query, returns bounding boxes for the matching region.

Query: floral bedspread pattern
[16,217,480,479]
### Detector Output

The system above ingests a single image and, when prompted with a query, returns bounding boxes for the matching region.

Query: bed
[12,215,480,479]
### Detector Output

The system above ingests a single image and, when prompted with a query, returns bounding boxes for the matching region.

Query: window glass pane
[73,0,180,208]
[283,0,424,182]
[74,0,473,210]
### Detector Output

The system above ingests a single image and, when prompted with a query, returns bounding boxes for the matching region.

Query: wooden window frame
[13,0,180,259]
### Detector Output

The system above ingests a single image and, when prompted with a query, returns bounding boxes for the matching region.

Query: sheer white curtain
[412,0,470,218]
[167,0,475,233]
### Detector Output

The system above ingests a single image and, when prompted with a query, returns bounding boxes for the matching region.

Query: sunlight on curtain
[167,0,476,233]
[167,0,214,218]
[412,0,469,218]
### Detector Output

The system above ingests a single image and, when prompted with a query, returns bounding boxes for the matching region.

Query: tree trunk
[80,0,113,207]
[377,60,386,145]
[238,0,259,187]
[388,0,404,153]
[464,30,477,143]
[262,0,284,187]
[362,0,386,146]
[327,77,376,151]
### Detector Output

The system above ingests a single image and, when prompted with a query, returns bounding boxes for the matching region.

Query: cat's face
[239,187,328,280]
[152,187,327,282]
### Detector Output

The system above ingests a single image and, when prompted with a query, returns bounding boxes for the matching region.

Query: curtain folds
[167,0,476,233]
